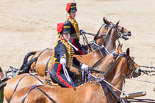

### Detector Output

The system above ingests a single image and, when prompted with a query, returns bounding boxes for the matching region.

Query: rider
[51,22,89,88]
[66,2,87,55]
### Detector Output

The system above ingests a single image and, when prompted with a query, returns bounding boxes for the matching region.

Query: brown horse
[9,48,140,103]
[89,17,131,51]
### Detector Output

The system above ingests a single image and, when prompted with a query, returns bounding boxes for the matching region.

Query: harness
[33,48,51,72]
[89,40,109,56]
[96,23,109,35]
[21,85,56,103]
[45,54,53,76]
[82,50,118,83]
[86,53,135,103]
[87,73,123,102]
[8,74,44,103]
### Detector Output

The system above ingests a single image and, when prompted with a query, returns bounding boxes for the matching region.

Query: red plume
[57,23,64,33]
[66,3,72,12]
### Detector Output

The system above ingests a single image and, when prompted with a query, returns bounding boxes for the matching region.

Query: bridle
[119,53,135,78]
[89,24,119,53]
[95,22,129,42]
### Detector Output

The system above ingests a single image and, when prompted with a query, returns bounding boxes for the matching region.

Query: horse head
[95,17,131,41]
[122,48,141,78]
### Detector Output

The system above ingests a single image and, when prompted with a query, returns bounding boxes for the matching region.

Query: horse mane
[103,28,112,46]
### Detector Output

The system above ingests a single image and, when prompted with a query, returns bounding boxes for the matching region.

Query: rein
[140,65,155,70]
[140,69,155,76]
[85,32,106,37]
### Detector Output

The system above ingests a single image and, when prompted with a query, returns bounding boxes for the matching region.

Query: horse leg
[18,57,38,75]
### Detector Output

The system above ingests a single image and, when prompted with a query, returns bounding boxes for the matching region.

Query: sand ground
[0,0,155,102]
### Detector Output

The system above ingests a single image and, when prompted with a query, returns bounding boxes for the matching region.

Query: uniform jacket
[67,16,80,40]
[53,39,82,70]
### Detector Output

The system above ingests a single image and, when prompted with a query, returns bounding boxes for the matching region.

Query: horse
[4,43,141,102]
[9,48,141,103]
[88,17,131,51]
[3,44,121,102]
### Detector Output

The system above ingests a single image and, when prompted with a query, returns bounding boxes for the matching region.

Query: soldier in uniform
[66,2,87,55]
[51,22,89,88]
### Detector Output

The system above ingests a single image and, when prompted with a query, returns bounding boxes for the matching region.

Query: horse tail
[23,51,36,64]
[26,57,38,69]
[18,57,38,75]
[0,81,7,90]
[19,51,36,71]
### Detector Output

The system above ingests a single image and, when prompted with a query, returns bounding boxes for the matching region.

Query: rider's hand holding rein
[81,63,89,71]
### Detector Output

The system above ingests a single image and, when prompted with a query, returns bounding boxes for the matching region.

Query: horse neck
[104,30,117,52]
[105,57,127,96]
[95,53,114,72]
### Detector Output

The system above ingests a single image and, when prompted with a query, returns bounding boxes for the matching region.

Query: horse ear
[115,21,120,28]
[103,17,106,23]
[126,48,130,56]
[103,17,111,25]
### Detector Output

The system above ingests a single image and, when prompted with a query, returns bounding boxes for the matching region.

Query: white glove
[60,58,66,66]
[81,64,89,71]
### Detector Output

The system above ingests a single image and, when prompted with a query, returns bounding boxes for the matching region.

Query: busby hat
[57,22,71,34]
[66,3,77,12]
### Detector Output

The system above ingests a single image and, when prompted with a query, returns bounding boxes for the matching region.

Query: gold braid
[61,40,74,68]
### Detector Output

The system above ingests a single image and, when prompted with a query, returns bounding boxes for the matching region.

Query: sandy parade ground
[0,0,155,102]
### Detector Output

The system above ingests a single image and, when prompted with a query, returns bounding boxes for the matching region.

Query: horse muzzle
[132,68,141,78]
